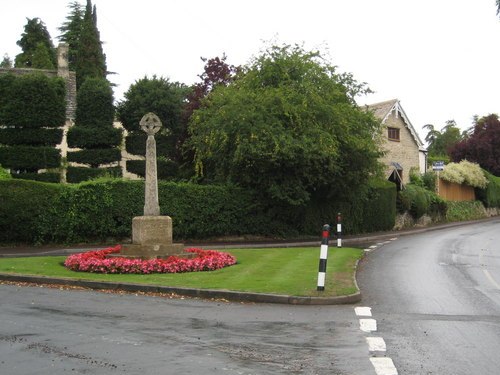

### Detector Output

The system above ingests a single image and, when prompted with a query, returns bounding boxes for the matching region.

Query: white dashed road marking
[360,318,377,332]
[366,337,386,354]
[370,357,398,375]
[355,306,398,374]
[355,306,372,317]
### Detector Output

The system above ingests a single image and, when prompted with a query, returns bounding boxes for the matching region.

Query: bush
[75,78,115,128]
[302,178,397,235]
[67,148,121,166]
[12,172,60,183]
[125,132,175,156]
[476,171,500,208]
[67,126,122,149]
[441,160,488,188]
[446,201,486,222]
[0,128,63,146]
[1,73,66,128]
[398,184,446,219]
[0,145,60,171]
[0,164,11,180]
[66,166,122,183]
[126,159,179,180]
[0,179,65,243]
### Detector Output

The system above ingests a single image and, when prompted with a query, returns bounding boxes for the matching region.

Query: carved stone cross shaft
[140,112,162,216]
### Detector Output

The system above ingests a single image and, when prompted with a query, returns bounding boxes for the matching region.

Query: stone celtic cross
[140,112,162,216]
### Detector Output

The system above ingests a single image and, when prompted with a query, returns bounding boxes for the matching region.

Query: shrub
[0,145,60,171]
[12,172,60,183]
[441,160,488,188]
[67,126,122,149]
[476,170,500,208]
[66,166,122,183]
[446,201,486,222]
[0,164,11,180]
[0,128,63,146]
[398,184,445,219]
[126,159,179,180]
[67,148,121,166]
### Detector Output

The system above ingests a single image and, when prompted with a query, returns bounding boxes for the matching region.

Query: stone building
[362,99,427,188]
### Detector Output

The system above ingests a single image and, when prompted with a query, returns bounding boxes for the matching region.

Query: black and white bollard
[337,212,342,248]
[317,224,330,291]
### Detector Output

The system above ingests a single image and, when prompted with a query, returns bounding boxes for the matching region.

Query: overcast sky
[2,0,500,140]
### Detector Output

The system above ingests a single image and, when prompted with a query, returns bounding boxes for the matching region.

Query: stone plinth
[120,216,184,259]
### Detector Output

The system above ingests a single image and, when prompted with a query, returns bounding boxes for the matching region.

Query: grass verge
[0,247,363,297]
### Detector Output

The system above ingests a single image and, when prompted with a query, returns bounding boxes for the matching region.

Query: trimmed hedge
[476,171,500,208]
[125,132,174,156]
[12,172,61,183]
[66,166,122,183]
[0,128,63,146]
[75,78,115,128]
[0,145,60,171]
[126,159,179,180]
[0,73,66,128]
[67,126,122,149]
[398,184,446,219]
[67,148,121,166]
[0,178,400,245]
[302,178,397,235]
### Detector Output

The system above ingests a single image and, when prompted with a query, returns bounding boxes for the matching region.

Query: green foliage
[476,171,500,208]
[427,155,450,167]
[440,160,488,188]
[116,76,190,163]
[66,166,121,183]
[445,201,486,222]
[0,179,65,243]
[67,148,121,167]
[14,18,56,69]
[423,120,463,158]
[124,132,175,156]
[75,77,115,128]
[12,172,60,183]
[31,42,55,69]
[362,179,397,232]
[69,77,121,175]
[67,126,122,148]
[0,179,268,244]
[188,44,382,207]
[398,184,446,219]
[0,73,66,128]
[126,159,179,180]
[58,1,84,70]
[422,171,438,192]
[75,0,107,88]
[0,128,63,146]
[0,164,11,180]
[302,178,396,235]
[0,146,60,172]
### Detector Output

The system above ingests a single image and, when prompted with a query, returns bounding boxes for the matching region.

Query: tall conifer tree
[75,0,107,88]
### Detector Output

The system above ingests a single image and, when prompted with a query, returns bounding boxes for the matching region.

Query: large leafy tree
[423,120,464,158]
[450,114,500,175]
[188,44,382,206]
[116,76,190,179]
[14,18,56,69]
[75,0,107,88]
[58,1,85,71]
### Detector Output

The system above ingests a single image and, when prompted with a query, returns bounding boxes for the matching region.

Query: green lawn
[0,247,364,297]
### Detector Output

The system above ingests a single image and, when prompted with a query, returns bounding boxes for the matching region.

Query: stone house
[362,99,427,188]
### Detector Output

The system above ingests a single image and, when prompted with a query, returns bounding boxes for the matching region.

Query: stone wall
[378,111,421,184]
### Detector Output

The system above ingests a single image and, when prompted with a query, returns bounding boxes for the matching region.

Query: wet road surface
[357,217,500,375]
[0,283,375,374]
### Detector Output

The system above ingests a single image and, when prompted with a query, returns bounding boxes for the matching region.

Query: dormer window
[388,127,400,141]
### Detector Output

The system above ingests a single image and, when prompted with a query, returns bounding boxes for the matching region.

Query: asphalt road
[357,217,500,375]
[0,283,376,375]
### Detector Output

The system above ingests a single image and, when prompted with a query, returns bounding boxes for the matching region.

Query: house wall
[378,111,421,184]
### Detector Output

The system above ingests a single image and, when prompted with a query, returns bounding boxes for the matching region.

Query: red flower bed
[64,245,237,274]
